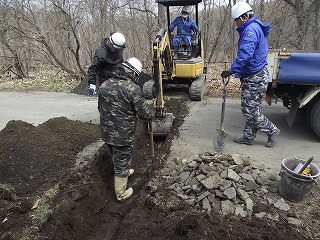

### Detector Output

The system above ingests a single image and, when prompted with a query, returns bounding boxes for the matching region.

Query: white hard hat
[231,2,253,19]
[181,6,192,14]
[122,57,142,76]
[109,32,126,49]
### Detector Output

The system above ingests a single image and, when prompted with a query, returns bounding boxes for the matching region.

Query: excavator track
[189,74,206,101]
[143,79,155,99]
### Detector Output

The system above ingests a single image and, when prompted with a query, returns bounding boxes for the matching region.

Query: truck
[266,49,320,139]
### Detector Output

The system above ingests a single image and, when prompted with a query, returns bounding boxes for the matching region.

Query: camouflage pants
[107,144,132,177]
[240,67,277,140]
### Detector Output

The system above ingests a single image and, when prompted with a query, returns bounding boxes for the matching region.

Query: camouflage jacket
[98,66,155,146]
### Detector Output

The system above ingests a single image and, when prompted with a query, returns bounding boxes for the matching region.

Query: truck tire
[306,96,318,127]
[309,98,320,139]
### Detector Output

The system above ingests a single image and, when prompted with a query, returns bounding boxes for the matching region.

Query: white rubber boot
[128,169,134,177]
[114,176,133,202]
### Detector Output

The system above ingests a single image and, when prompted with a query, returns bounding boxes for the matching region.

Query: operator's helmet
[122,57,142,76]
[231,2,253,19]
[109,32,126,49]
[181,5,192,15]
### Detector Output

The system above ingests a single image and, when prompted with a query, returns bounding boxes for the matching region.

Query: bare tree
[0,0,26,78]
[199,0,232,64]
[280,0,317,49]
[1,0,319,80]
[313,0,320,50]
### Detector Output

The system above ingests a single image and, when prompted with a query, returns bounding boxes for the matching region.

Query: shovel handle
[149,121,155,159]
[297,156,314,174]
[220,76,229,129]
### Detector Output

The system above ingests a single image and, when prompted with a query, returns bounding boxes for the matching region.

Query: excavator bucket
[151,112,173,137]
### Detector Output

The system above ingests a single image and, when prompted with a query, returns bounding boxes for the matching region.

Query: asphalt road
[0,92,100,129]
[168,97,320,174]
[1,91,319,175]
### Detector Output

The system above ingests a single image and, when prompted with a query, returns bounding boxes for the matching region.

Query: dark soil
[0,74,318,240]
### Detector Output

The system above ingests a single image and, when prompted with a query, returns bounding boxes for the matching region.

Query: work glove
[88,84,96,95]
[221,70,232,78]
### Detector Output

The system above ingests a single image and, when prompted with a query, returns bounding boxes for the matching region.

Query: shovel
[214,76,229,152]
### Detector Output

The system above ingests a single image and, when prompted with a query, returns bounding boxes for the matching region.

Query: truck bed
[268,51,320,85]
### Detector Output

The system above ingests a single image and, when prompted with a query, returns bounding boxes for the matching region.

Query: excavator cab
[144,0,206,138]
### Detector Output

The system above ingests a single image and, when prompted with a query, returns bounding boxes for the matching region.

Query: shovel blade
[214,129,228,152]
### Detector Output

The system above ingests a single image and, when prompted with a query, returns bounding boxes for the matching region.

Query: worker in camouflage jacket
[98,57,155,202]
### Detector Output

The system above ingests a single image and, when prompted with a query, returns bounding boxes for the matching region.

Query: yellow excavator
[144,0,206,138]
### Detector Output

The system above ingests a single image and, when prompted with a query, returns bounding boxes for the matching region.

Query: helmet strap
[129,72,138,81]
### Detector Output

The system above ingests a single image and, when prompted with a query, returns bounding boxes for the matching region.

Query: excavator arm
[152,28,174,118]
[147,28,174,137]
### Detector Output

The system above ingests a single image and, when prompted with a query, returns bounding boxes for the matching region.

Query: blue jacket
[230,17,271,79]
[169,16,198,36]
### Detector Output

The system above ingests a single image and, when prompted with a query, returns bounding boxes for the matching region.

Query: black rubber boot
[233,136,254,145]
[265,128,280,148]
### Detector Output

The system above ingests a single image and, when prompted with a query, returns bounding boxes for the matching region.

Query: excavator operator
[169,6,198,52]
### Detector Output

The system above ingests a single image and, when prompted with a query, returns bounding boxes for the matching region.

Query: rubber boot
[233,136,254,145]
[114,176,133,202]
[265,128,280,148]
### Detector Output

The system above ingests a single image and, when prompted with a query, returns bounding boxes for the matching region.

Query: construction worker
[87,32,126,95]
[98,57,155,202]
[169,6,198,49]
[220,2,280,148]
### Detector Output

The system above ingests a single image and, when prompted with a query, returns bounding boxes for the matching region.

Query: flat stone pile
[159,152,301,226]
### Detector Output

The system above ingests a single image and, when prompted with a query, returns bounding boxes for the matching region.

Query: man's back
[98,66,153,146]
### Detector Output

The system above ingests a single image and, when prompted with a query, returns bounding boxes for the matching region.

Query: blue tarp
[278,53,320,84]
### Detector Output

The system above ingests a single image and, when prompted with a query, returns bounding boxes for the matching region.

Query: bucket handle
[279,170,318,184]
[279,169,283,177]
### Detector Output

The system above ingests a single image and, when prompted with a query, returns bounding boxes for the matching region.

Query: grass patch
[0,69,79,92]
[32,203,53,224]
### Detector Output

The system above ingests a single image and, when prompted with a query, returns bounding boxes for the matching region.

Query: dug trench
[0,73,319,239]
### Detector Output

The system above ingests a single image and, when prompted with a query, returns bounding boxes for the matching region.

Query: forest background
[0,0,319,80]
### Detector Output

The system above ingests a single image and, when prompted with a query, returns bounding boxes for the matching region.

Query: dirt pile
[0,118,101,239]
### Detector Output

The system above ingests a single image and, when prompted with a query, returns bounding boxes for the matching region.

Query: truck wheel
[306,96,318,127]
[309,98,320,139]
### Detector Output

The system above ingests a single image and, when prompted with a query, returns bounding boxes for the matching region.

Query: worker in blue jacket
[169,6,198,48]
[221,2,280,148]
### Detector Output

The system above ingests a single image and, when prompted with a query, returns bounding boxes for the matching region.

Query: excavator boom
[148,28,174,137]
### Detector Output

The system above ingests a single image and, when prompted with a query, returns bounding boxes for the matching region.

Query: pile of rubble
[158,152,301,226]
